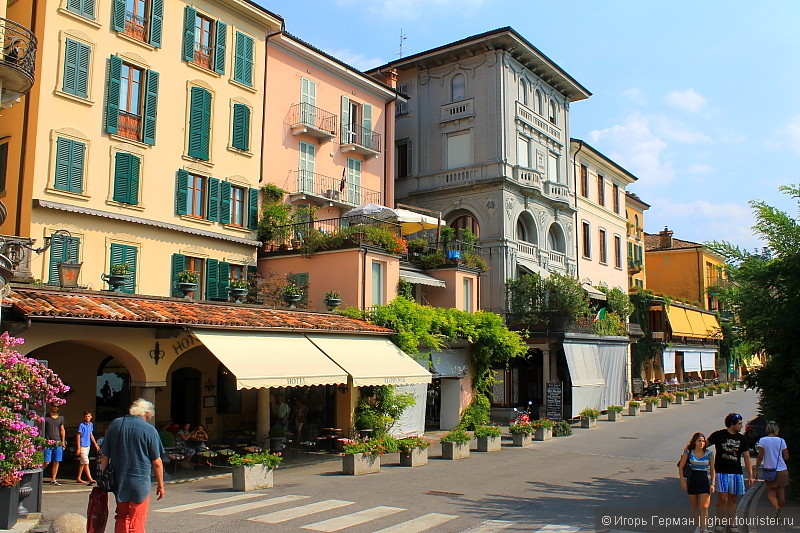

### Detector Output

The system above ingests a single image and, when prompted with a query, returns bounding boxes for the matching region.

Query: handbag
[678,450,692,479]
[762,467,777,482]
[96,465,117,493]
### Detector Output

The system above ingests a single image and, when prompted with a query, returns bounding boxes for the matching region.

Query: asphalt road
[40,389,762,532]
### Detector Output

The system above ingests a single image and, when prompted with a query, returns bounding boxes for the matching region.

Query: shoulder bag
[97,417,125,493]
[678,449,692,479]
[761,437,783,482]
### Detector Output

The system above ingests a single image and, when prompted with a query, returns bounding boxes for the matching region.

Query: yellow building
[644,227,726,312]
[625,192,649,289]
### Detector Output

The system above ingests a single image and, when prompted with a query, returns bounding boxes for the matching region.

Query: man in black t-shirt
[42,404,66,485]
[707,413,753,533]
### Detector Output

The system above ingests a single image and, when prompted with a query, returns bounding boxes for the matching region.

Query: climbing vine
[629,289,666,376]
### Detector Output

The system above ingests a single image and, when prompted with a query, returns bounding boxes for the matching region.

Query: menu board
[632,378,645,397]
[546,381,563,420]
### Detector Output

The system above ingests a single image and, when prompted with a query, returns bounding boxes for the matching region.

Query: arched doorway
[171,367,202,426]
[96,357,131,422]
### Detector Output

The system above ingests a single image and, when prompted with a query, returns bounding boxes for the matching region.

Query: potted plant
[440,429,471,460]
[508,422,533,447]
[552,420,573,437]
[531,418,554,441]
[175,270,199,299]
[607,405,624,422]
[686,388,698,401]
[229,279,248,303]
[731,381,739,390]
[643,396,659,412]
[659,392,675,408]
[697,386,707,399]
[229,450,282,491]
[341,436,393,475]
[281,283,303,308]
[628,401,641,416]
[323,290,342,311]
[102,263,131,292]
[268,425,286,453]
[397,435,432,467]
[673,391,688,405]
[474,425,502,452]
[705,385,714,397]
[578,408,600,428]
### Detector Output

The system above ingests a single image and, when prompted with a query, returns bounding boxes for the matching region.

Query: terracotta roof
[6,287,392,334]
[644,233,703,251]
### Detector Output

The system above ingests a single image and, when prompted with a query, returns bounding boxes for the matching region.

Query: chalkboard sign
[546,381,563,420]
[632,378,645,397]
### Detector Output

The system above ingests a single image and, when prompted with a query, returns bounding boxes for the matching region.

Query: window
[447,131,471,169]
[232,31,254,86]
[371,261,384,306]
[0,142,8,193]
[187,173,206,217]
[231,103,250,151]
[613,183,620,213]
[518,79,528,106]
[451,73,466,101]
[112,152,140,204]
[298,141,315,193]
[547,153,559,182]
[188,86,212,160]
[112,0,163,47]
[614,235,622,269]
[171,254,204,299]
[535,89,544,115]
[451,214,479,238]
[396,83,409,115]
[516,219,528,242]
[66,0,96,19]
[48,232,80,285]
[463,278,473,312]
[54,137,85,193]
[597,174,605,206]
[109,243,137,293]
[216,364,241,414]
[183,6,226,74]
[581,222,591,258]
[599,229,607,264]
[548,100,557,125]
[106,56,159,145]
[229,185,245,226]
[289,272,309,306]
[580,164,588,197]
[62,39,90,98]
[229,264,244,285]
[346,158,361,204]
[219,182,258,228]
[517,137,530,168]
[340,97,374,150]
[397,139,411,178]
[176,169,217,220]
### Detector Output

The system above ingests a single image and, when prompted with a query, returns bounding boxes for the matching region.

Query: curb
[737,480,765,533]
[5,513,41,533]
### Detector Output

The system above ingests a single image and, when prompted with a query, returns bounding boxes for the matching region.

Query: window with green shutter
[106,55,159,145]
[247,187,258,229]
[188,86,211,160]
[233,31,254,86]
[54,137,85,193]
[48,233,81,285]
[113,152,141,204]
[204,260,232,300]
[62,39,90,98]
[231,103,250,151]
[109,243,137,293]
[66,0,95,19]
[207,177,220,222]
[183,6,226,74]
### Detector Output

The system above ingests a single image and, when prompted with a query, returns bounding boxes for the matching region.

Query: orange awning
[666,306,694,337]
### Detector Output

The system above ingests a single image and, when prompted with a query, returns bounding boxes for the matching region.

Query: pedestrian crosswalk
[156,492,645,532]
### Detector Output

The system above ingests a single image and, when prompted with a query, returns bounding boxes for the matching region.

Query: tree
[706,185,800,496]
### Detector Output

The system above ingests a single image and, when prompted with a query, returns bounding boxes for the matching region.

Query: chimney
[659,226,673,248]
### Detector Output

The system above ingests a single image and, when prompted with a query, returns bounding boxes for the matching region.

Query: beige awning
[306,334,432,387]
[192,330,348,389]
[581,283,607,301]
[395,209,443,235]
[399,268,446,288]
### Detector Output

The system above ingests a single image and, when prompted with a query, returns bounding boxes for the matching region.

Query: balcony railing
[544,180,570,202]
[125,11,147,41]
[404,238,485,271]
[1,17,37,97]
[340,123,381,156]
[193,43,212,69]
[628,259,643,273]
[118,111,141,141]
[263,215,401,251]
[289,103,337,141]
[289,170,381,206]
[515,101,561,139]
[441,98,474,122]
[512,166,542,190]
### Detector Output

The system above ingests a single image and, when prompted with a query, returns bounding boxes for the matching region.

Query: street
[41,390,762,532]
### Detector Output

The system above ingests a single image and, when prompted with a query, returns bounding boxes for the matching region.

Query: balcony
[261,215,402,253]
[512,166,542,191]
[124,11,147,41]
[118,111,141,141]
[340,124,381,158]
[544,180,571,203]
[628,259,643,274]
[0,17,37,105]
[515,101,561,141]
[288,170,381,207]
[193,43,212,70]
[440,98,474,123]
[289,103,337,142]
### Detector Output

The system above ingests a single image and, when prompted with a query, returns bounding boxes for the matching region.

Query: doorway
[170,367,201,426]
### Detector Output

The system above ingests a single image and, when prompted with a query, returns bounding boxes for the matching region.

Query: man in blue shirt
[75,410,99,485]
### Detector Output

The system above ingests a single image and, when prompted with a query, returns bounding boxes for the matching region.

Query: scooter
[510,400,533,424]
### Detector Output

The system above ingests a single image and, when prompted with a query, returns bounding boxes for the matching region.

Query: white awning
[563,342,605,415]
[700,351,716,372]
[306,334,432,387]
[663,348,676,374]
[399,269,446,288]
[682,349,703,372]
[581,283,607,301]
[192,330,348,389]
[429,349,469,378]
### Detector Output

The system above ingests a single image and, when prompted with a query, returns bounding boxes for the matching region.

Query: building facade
[625,192,649,289]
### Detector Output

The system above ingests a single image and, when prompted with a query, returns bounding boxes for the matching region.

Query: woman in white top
[755,421,789,515]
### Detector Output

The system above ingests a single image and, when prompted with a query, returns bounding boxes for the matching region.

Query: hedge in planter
[531,419,554,440]
[643,397,659,411]
[229,451,283,491]
[578,408,600,428]
[441,429,471,460]
[474,425,502,452]
[341,437,395,475]
[398,436,431,467]
[607,405,624,421]
[627,401,641,416]
[509,422,533,446]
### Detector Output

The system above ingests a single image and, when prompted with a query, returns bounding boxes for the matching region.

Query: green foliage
[530,418,555,429]
[354,386,415,437]
[418,249,446,269]
[593,313,626,336]
[643,396,659,404]
[228,451,283,468]
[405,238,428,255]
[674,391,688,398]
[176,270,199,284]
[629,289,666,376]
[458,394,490,430]
[462,251,488,271]
[342,435,397,457]
[397,279,414,300]
[230,279,247,290]
[552,420,573,437]
[268,425,285,438]
[397,436,432,453]
[628,401,640,407]
[258,201,291,242]
[607,405,624,413]
[473,425,501,438]
[110,263,130,275]
[281,283,303,297]
[578,408,600,420]
[440,429,472,445]
[439,226,456,248]
[600,286,634,318]
[363,227,406,254]
[261,184,286,204]
[507,272,591,323]
[324,291,341,300]
[508,422,533,435]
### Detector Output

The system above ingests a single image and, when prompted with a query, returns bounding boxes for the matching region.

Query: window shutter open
[175,169,189,215]
[247,187,259,229]
[247,265,257,282]
[0,142,8,193]
[188,87,211,160]
[171,253,186,297]
[340,95,350,141]
[112,0,125,31]
[213,21,227,74]
[182,6,197,62]
[149,0,164,47]
[219,181,231,224]
[231,103,250,151]
[207,177,220,221]
[113,152,131,203]
[233,32,254,86]
[218,261,230,298]
[206,258,219,299]
[142,70,159,145]
[106,55,122,135]
[362,104,372,148]
[110,243,137,293]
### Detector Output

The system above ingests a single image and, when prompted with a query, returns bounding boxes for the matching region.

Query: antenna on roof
[397,28,410,58]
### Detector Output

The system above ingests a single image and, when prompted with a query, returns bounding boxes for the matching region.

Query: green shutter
[175,169,189,215]
[171,253,186,297]
[247,188,258,229]
[231,103,250,151]
[219,181,231,224]
[149,0,164,48]
[247,265,257,282]
[110,243,137,293]
[63,39,89,98]
[233,32,254,86]
[188,87,211,160]
[112,0,125,31]
[48,234,80,285]
[207,177,219,221]
[362,104,372,148]
[84,0,95,18]
[68,0,94,19]
[218,261,230,298]
[0,142,8,192]
[206,258,219,299]
[54,138,84,193]
[142,70,159,145]
[340,95,350,141]
[106,55,122,135]
[113,153,140,204]
[213,21,227,74]
[182,6,196,62]
[69,140,84,193]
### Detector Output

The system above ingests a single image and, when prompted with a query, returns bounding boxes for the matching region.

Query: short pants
[44,446,63,462]
[78,446,90,465]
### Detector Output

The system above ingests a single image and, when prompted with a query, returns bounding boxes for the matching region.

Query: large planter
[17,469,41,518]
[607,411,621,422]
[476,435,501,452]
[533,427,552,441]
[101,273,129,292]
[659,399,671,408]
[282,293,302,308]
[230,288,248,303]
[342,453,380,475]
[324,298,341,311]
[674,396,684,405]
[698,390,706,399]
[580,416,597,428]
[687,393,697,401]
[0,485,20,530]
[732,383,738,390]
[510,433,531,447]
[399,448,428,467]
[232,464,274,491]
[643,402,655,412]
[628,405,640,416]
[269,437,285,454]
[176,282,197,299]
[441,441,470,460]
[706,389,714,397]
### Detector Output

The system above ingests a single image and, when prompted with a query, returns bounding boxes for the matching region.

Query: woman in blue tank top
[678,432,716,533]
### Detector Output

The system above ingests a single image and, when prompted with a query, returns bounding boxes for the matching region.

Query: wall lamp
[149,341,166,365]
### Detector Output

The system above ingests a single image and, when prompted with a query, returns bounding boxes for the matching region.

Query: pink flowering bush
[0,333,68,486]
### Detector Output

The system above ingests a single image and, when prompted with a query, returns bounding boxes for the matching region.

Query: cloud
[778,114,800,156]
[652,116,712,143]
[665,89,707,113]
[620,88,646,106]
[322,48,386,71]
[648,200,761,249]
[687,163,715,175]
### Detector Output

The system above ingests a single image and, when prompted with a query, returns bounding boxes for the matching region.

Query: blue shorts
[44,446,63,462]
[716,473,745,495]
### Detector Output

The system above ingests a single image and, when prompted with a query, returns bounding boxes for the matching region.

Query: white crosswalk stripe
[199,494,309,516]
[460,519,516,532]
[301,505,405,531]
[248,499,355,524]
[155,493,263,513]
[372,512,459,532]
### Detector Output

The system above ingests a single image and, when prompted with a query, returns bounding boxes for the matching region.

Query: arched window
[548,100,557,125]
[96,357,131,422]
[548,224,566,253]
[516,220,527,242]
[535,90,544,115]
[450,213,479,238]
[451,73,466,102]
[518,79,528,105]
[515,212,538,245]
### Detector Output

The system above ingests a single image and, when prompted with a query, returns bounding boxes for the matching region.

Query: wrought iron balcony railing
[340,123,381,155]
[289,170,381,206]
[289,103,338,140]
[124,11,147,41]
[1,17,37,95]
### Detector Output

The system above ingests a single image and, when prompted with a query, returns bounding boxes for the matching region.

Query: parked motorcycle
[511,400,533,424]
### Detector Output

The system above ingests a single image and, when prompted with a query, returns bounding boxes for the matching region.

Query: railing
[289,102,337,136]
[515,101,561,139]
[544,180,570,201]
[628,259,643,272]
[193,43,212,69]
[547,250,566,266]
[1,17,37,91]
[265,215,401,250]
[516,241,538,258]
[125,11,147,41]
[512,166,542,189]
[341,123,381,153]
[118,111,141,141]
[441,98,474,122]
[433,164,482,188]
[289,170,381,206]
[403,238,484,270]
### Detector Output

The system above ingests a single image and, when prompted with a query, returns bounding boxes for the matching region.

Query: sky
[256,0,800,251]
